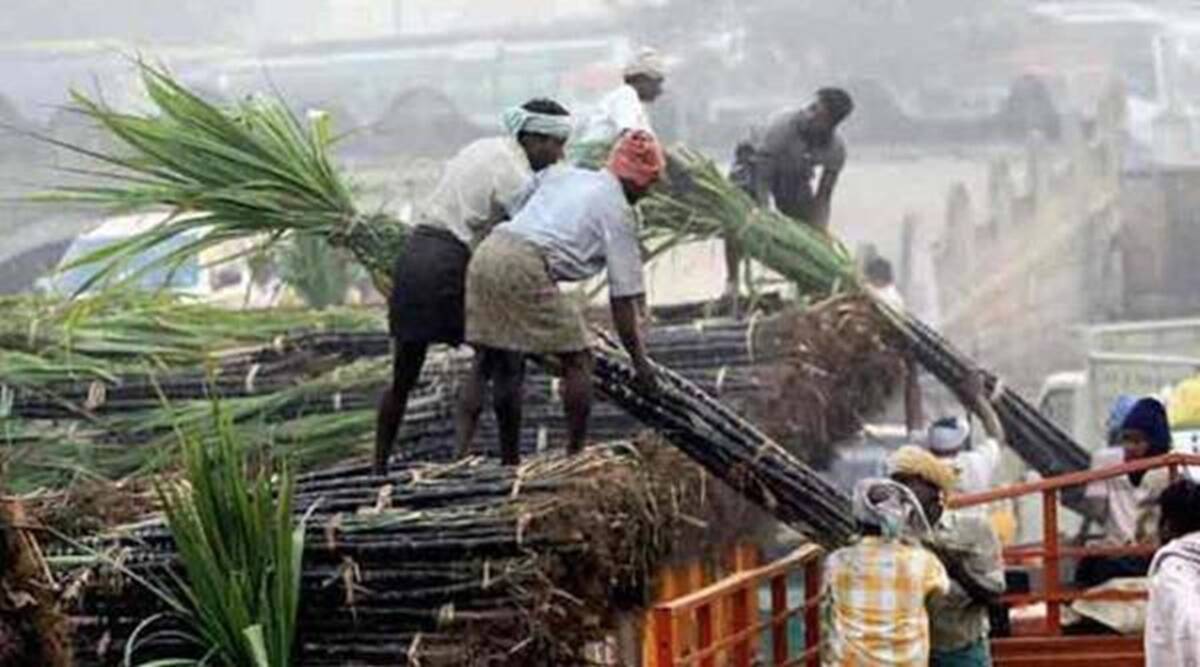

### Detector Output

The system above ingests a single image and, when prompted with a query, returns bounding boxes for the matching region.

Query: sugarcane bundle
[53,438,769,666]
[643,147,858,298]
[33,65,403,294]
[4,307,777,493]
[0,292,381,384]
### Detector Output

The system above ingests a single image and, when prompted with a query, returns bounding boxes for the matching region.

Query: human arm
[493,147,540,220]
[611,294,655,390]
[1078,448,1123,529]
[750,121,788,208]
[603,201,655,390]
[963,371,1006,447]
[905,357,924,436]
[928,517,1005,605]
[812,167,840,229]
[923,549,953,600]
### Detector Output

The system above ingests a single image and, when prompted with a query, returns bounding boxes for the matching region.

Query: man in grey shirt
[725,88,854,313]
[462,131,664,464]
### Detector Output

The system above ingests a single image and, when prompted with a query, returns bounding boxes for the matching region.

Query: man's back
[1146,532,1200,666]
[822,537,949,666]
[575,84,651,146]
[503,166,642,297]
[417,136,531,249]
[927,512,1005,653]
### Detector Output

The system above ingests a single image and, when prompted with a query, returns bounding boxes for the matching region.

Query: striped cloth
[821,536,950,666]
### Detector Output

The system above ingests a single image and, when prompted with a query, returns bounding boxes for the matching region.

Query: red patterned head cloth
[606,130,665,190]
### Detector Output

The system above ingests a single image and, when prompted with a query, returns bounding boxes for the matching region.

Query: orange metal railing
[650,543,824,667]
[949,451,1200,635]
[641,544,763,665]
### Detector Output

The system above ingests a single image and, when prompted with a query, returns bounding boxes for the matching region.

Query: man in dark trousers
[374,99,571,475]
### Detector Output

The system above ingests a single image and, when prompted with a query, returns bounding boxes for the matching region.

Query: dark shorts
[388,225,470,345]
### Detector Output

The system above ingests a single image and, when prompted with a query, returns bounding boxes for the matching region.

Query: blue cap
[1118,397,1172,455]
[1106,395,1138,445]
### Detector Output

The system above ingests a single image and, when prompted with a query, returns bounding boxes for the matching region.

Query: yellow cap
[886,445,959,494]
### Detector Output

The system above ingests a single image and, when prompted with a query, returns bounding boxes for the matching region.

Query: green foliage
[144,405,312,666]
[35,60,404,294]
[276,233,361,310]
[641,147,859,298]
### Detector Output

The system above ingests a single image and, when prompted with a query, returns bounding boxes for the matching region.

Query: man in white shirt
[463,131,664,464]
[574,47,666,149]
[1145,478,1200,666]
[374,99,572,475]
[926,372,1006,497]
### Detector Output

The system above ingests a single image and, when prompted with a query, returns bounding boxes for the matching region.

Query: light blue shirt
[502,166,645,298]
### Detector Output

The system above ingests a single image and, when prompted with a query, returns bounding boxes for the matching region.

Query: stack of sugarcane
[3,295,796,492]
[7,296,873,549]
[56,439,770,666]
[35,60,1086,537]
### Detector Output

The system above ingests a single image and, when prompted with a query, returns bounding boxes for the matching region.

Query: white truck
[1035,318,1200,448]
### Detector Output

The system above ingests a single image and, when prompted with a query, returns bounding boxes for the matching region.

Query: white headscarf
[928,416,971,454]
[852,478,933,540]
[501,106,573,141]
[623,47,667,79]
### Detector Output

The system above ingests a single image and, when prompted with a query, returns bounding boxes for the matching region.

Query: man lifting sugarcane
[461,131,664,465]
[373,99,572,475]
[725,88,855,316]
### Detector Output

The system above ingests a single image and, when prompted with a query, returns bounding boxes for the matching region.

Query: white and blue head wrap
[852,478,933,540]
[502,106,572,141]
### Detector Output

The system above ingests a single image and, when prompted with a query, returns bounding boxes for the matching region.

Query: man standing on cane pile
[888,446,1006,667]
[373,99,572,475]
[575,48,667,149]
[461,130,664,465]
[725,88,854,315]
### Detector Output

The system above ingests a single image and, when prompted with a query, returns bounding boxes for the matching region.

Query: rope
[714,366,729,396]
[745,310,763,363]
[244,363,261,394]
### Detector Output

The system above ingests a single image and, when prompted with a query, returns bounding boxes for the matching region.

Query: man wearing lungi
[462,130,664,465]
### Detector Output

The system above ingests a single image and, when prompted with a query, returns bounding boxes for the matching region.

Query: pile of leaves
[749,295,906,468]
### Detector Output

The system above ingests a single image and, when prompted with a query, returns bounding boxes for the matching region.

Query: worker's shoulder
[455,136,521,162]
[538,165,617,199]
[757,109,800,146]
[941,511,996,542]
[596,84,640,112]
